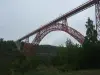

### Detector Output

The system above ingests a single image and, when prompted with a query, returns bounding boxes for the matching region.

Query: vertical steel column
[16,41,21,51]
[61,18,68,31]
[62,18,67,26]
[32,32,40,45]
[95,0,100,40]
[25,37,29,43]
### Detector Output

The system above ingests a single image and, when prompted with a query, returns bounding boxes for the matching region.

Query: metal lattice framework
[16,0,100,51]
[32,20,84,45]
[95,0,100,40]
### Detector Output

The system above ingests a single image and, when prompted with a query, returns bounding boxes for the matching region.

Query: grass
[24,69,100,75]
[14,65,100,75]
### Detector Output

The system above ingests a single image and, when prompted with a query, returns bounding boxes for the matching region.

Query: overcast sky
[0,0,95,46]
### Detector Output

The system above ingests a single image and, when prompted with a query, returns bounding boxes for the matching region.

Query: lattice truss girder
[95,0,100,40]
[32,19,84,45]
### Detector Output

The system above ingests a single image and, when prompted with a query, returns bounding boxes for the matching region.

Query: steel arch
[32,23,84,45]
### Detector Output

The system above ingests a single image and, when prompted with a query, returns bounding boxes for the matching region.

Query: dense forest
[0,18,100,75]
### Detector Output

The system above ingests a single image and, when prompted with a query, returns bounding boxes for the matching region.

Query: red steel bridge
[17,0,100,51]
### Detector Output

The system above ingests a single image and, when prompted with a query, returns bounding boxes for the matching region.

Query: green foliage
[83,18,98,48]
[81,18,100,69]
[0,18,100,74]
[0,39,22,75]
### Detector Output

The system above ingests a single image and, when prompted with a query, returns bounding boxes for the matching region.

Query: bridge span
[17,0,100,45]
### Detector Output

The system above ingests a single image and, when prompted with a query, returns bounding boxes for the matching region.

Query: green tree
[65,38,74,48]
[0,38,3,42]
[81,18,100,69]
[83,18,97,48]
